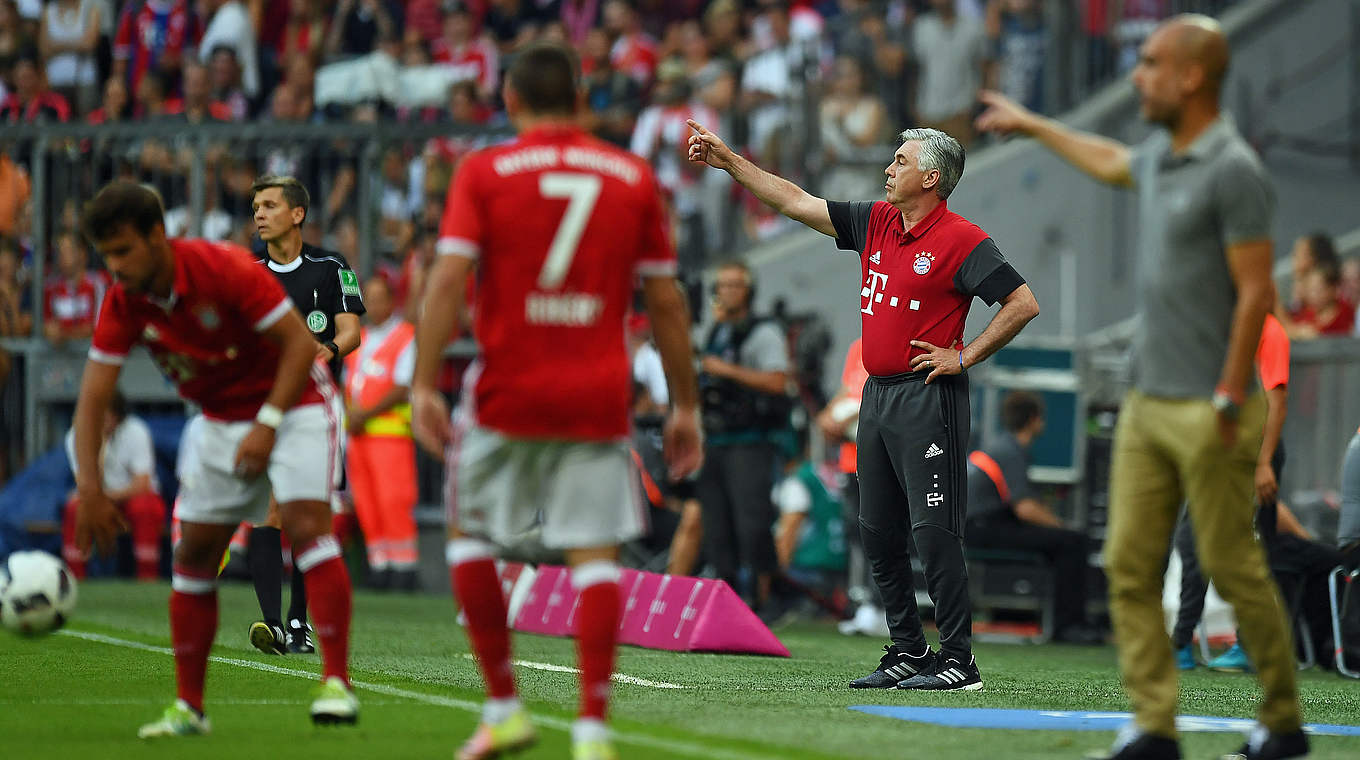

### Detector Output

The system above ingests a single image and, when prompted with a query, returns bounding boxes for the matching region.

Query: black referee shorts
[857,369,970,535]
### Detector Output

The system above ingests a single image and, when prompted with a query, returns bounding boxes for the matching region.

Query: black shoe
[1086,730,1181,759]
[249,620,287,655]
[895,654,983,691]
[286,619,315,654]
[1221,727,1308,760]
[849,645,937,689]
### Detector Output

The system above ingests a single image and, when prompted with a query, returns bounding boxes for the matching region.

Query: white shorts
[449,424,647,550]
[175,403,338,525]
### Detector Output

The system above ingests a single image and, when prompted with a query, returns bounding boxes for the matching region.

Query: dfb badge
[196,306,220,330]
[306,310,328,333]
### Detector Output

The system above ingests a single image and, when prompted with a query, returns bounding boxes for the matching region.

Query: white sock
[572,718,609,744]
[482,697,521,725]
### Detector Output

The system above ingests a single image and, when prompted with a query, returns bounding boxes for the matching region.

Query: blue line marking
[848,707,1360,737]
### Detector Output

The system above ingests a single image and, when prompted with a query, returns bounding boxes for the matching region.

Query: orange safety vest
[345,321,416,438]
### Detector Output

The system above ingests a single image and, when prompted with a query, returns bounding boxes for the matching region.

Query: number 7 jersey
[436,125,677,441]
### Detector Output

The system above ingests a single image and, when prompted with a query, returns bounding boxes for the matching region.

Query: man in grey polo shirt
[977,14,1304,760]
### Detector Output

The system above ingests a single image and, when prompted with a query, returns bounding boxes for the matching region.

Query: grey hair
[896,128,965,199]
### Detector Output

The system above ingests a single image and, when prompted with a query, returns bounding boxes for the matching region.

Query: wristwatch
[323,340,340,358]
[1210,390,1240,421]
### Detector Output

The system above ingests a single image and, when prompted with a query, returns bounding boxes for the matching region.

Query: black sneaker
[895,655,983,691]
[849,645,937,689]
[1086,727,1181,759]
[1221,726,1308,760]
[249,620,287,655]
[286,619,316,654]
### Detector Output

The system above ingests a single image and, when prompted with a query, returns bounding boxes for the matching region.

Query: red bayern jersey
[114,0,201,97]
[90,238,323,421]
[828,200,1024,376]
[437,125,676,441]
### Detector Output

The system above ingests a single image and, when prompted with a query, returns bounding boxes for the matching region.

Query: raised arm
[686,119,837,237]
[975,91,1133,187]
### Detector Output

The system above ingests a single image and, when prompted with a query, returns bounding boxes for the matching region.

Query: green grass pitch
[2,580,1358,759]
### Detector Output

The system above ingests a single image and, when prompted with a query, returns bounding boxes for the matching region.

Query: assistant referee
[688,121,1038,691]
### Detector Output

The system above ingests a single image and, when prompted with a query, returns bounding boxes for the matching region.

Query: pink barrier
[511,566,789,658]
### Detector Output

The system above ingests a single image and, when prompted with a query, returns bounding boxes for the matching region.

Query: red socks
[169,566,219,712]
[295,535,352,684]
[448,540,516,699]
[572,561,621,722]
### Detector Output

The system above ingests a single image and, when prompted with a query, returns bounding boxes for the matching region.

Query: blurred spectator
[1286,256,1355,340]
[113,0,202,98]
[986,0,1044,114]
[277,0,329,67]
[165,59,230,121]
[0,55,73,122]
[42,228,106,346]
[631,59,717,269]
[560,0,602,46]
[913,0,989,146]
[0,151,28,237]
[701,0,748,63]
[1113,0,1168,73]
[0,1,23,93]
[740,2,809,174]
[1080,0,1116,89]
[603,0,657,87]
[580,26,640,146]
[858,11,913,131]
[208,46,251,120]
[483,0,547,54]
[1284,232,1337,316]
[199,0,259,98]
[0,237,31,338]
[85,74,129,123]
[430,1,498,101]
[818,55,888,199]
[326,0,404,59]
[1340,257,1360,314]
[165,180,234,240]
[132,68,169,119]
[39,0,104,115]
[405,0,443,44]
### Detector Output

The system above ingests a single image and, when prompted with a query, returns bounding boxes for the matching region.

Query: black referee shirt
[255,243,366,381]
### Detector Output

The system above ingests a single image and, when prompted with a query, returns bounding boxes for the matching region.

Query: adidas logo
[924,443,943,459]
[869,250,881,265]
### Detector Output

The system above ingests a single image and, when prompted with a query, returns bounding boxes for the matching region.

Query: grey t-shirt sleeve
[1128,133,1164,189]
[954,238,1025,305]
[742,322,791,372]
[1213,151,1275,245]
[826,200,876,253]
[993,438,1037,505]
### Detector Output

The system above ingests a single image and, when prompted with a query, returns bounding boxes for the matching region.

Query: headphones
[711,263,757,307]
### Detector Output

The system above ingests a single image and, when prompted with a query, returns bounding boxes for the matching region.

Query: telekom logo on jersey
[861,267,923,316]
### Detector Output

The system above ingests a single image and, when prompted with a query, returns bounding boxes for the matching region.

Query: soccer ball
[0,551,78,636]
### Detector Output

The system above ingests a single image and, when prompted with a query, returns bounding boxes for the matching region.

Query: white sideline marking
[58,630,760,760]
[460,653,685,689]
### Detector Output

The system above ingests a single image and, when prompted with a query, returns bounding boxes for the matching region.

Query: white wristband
[255,404,284,429]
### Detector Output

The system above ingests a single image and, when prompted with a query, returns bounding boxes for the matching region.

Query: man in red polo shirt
[689,120,1039,691]
[71,181,356,737]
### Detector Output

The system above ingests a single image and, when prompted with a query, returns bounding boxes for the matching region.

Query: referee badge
[307,310,329,333]
[913,251,935,275]
[196,306,220,330]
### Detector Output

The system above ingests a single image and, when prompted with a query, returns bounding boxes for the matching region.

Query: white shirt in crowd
[631,340,668,407]
[65,415,160,494]
[198,0,259,96]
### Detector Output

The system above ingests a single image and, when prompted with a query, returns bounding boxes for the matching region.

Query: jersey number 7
[537,172,602,290]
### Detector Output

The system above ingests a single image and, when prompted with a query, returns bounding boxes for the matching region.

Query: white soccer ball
[0,550,78,636]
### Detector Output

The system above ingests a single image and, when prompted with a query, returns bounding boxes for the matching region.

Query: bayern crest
[913,251,935,275]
